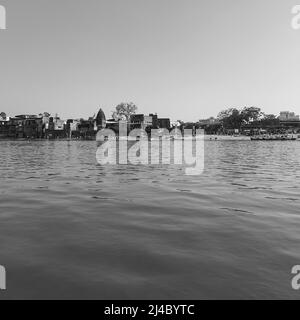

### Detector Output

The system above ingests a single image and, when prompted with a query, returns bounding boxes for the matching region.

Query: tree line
[217,107,279,129]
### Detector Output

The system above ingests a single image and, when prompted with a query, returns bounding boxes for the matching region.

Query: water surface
[0,140,299,299]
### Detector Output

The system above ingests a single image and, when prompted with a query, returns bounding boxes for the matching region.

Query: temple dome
[96,108,106,128]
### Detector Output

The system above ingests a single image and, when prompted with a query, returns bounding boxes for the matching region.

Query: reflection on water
[0,140,300,299]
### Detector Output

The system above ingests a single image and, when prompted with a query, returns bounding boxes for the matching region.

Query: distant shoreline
[0,134,299,142]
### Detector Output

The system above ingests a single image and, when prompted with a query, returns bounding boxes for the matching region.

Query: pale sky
[0,0,300,121]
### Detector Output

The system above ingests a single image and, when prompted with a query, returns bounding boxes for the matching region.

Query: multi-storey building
[279,111,300,122]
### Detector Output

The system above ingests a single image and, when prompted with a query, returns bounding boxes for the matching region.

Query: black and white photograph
[0,0,300,307]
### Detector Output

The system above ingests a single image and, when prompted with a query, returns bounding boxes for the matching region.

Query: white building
[279,111,300,121]
[54,119,65,131]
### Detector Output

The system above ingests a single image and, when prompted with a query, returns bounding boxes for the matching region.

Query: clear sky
[0,0,300,121]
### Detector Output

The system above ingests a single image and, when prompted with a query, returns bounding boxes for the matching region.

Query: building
[278,111,300,131]
[44,115,67,139]
[279,111,300,122]
[77,119,95,139]
[130,114,145,129]
[157,118,171,129]
[95,108,106,130]
[130,114,155,130]
[0,107,109,140]
[105,119,121,133]
[149,113,158,128]
[54,119,65,131]
[130,114,170,130]
[0,114,10,138]
[68,119,80,132]
[8,115,43,139]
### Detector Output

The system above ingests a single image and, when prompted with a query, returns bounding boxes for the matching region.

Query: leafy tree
[260,114,280,127]
[205,123,222,134]
[112,102,137,121]
[262,114,277,120]
[0,112,6,119]
[218,106,264,129]
[240,107,262,124]
[39,112,51,118]
[217,108,243,129]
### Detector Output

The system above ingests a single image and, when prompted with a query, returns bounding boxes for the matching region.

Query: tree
[260,114,279,127]
[240,107,262,124]
[217,108,243,129]
[112,102,138,121]
[262,114,277,120]
[39,112,51,118]
[217,106,264,129]
[0,112,6,120]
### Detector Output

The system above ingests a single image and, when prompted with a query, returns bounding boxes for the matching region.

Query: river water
[0,140,299,299]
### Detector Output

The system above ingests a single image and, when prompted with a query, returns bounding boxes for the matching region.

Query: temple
[95,108,106,130]
[0,108,107,139]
